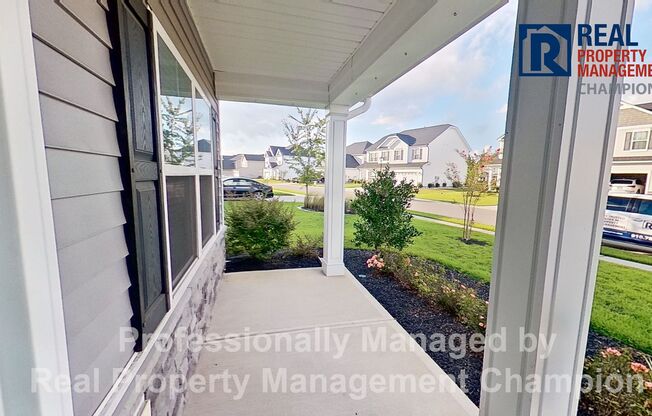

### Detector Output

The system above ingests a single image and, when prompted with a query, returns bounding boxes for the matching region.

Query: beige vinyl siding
[28,0,135,414]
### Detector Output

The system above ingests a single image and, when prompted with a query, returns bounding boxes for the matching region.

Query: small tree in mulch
[455,148,499,243]
[351,165,421,251]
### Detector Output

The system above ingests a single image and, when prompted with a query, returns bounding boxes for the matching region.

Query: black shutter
[113,0,168,347]
[624,132,632,150]
[212,109,222,228]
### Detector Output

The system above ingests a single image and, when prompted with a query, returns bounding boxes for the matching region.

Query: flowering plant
[581,347,652,415]
[366,254,385,271]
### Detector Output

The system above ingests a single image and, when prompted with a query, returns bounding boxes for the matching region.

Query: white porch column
[481,1,633,416]
[0,0,73,415]
[321,105,349,276]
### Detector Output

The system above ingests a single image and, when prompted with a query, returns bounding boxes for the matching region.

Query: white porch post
[321,105,349,276]
[481,1,633,415]
[0,0,73,415]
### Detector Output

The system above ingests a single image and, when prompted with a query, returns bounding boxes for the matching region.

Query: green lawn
[600,245,652,266]
[273,189,299,197]
[417,188,499,206]
[408,210,497,232]
[286,203,652,353]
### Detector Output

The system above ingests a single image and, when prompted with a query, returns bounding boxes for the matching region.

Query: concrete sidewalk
[185,268,478,416]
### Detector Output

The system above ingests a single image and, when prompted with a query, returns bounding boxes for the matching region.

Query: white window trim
[151,16,219,304]
[624,128,651,152]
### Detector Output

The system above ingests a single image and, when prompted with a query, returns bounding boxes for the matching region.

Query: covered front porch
[185,267,477,415]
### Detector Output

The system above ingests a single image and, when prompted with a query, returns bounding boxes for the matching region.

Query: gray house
[221,154,265,178]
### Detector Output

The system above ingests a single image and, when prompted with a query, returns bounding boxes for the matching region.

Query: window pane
[195,90,212,169]
[158,36,195,167]
[200,176,215,245]
[606,196,631,212]
[638,200,652,216]
[166,176,197,285]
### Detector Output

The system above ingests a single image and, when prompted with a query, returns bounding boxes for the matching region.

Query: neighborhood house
[356,125,470,185]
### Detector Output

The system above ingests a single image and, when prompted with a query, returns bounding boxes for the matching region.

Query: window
[412,148,423,160]
[200,176,215,245]
[156,32,218,289]
[158,37,194,167]
[638,200,652,216]
[624,130,650,151]
[394,149,404,160]
[606,196,632,212]
[368,152,378,162]
[195,90,212,170]
[381,151,389,161]
[166,177,197,285]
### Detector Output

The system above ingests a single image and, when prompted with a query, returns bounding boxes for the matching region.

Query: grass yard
[417,188,499,206]
[600,245,652,266]
[408,210,497,232]
[286,203,652,353]
[272,189,300,197]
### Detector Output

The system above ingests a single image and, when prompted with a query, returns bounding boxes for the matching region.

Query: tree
[457,148,498,242]
[283,108,326,196]
[445,162,462,188]
[351,166,422,251]
[161,96,194,166]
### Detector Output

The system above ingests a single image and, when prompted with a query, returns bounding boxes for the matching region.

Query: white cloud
[497,103,508,114]
[220,102,325,155]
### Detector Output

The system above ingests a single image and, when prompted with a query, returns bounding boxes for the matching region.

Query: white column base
[320,258,347,276]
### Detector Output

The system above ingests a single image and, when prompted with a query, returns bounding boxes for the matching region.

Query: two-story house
[222,153,265,178]
[610,102,652,192]
[358,125,470,185]
[483,135,505,191]
[263,145,297,180]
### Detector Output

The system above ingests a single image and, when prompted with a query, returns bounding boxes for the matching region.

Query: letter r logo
[519,24,572,76]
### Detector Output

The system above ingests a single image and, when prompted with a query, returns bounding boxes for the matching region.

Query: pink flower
[601,348,622,358]
[645,382,652,390]
[631,362,650,374]
[479,323,485,328]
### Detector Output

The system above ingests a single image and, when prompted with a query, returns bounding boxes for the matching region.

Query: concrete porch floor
[184,267,478,416]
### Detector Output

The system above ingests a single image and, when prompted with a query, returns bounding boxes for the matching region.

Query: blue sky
[221,0,652,155]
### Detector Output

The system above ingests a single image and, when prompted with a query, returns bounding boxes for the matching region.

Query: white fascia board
[329,0,507,106]
[215,71,329,108]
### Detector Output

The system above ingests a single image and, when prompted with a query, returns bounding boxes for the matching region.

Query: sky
[221,0,652,156]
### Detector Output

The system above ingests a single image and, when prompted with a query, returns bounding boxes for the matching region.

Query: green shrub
[289,234,321,258]
[351,166,421,251]
[226,200,296,260]
[377,250,488,332]
[581,348,652,415]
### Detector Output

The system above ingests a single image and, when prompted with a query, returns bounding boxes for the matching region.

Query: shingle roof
[367,124,452,151]
[346,141,372,155]
[637,102,652,112]
[222,155,235,160]
[240,153,265,161]
[345,154,360,169]
[268,145,294,156]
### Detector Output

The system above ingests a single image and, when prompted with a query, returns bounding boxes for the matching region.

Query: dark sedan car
[223,178,274,199]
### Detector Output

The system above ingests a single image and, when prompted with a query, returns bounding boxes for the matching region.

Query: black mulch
[225,248,637,412]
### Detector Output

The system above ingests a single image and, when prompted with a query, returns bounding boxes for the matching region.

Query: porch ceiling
[187,0,506,108]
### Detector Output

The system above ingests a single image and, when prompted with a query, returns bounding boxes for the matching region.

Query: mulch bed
[226,249,636,413]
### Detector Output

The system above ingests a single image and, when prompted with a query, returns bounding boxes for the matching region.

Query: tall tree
[284,108,326,196]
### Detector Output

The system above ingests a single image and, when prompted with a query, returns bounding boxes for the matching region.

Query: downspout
[346,97,372,120]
